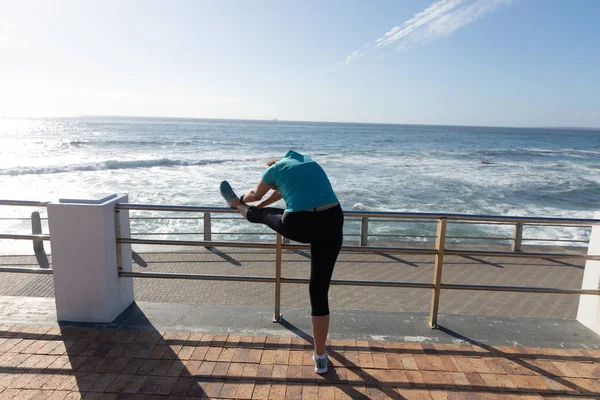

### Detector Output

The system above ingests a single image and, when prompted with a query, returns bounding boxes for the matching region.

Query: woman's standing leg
[309,242,341,356]
[308,206,344,365]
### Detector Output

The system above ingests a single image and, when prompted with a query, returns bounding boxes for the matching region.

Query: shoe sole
[219,181,238,207]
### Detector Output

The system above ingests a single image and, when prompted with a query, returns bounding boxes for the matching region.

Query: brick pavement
[0,244,587,319]
[0,323,599,399]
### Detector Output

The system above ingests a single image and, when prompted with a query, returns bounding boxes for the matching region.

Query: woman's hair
[266,159,279,167]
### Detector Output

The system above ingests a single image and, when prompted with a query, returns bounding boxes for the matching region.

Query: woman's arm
[257,190,282,209]
[241,179,273,203]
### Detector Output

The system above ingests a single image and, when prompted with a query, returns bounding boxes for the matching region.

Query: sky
[0,0,599,127]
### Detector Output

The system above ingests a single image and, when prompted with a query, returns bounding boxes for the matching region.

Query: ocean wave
[0,158,231,176]
[57,139,197,148]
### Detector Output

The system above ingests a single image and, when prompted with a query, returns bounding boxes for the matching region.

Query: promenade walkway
[1,243,599,398]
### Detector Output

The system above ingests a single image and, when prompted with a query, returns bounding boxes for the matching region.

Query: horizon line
[2,114,600,131]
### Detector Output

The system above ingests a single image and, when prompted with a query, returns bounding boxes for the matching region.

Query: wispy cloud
[323,0,513,74]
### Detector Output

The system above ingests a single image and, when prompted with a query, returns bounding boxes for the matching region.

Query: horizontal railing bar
[127,229,583,243]
[131,216,243,220]
[119,238,277,249]
[127,230,585,243]
[440,283,600,295]
[368,234,512,240]
[345,211,600,225]
[211,232,275,235]
[446,236,512,240]
[0,200,50,207]
[524,224,595,228]
[118,237,439,255]
[116,203,600,226]
[118,271,596,294]
[369,234,437,238]
[357,219,437,224]
[284,243,439,255]
[120,271,276,282]
[130,232,267,236]
[367,219,514,226]
[119,237,594,258]
[0,267,53,274]
[132,217,207,220]
[119,271,434,288]
[444,248,598,260]
[0,218,48,221]
[283,277,434,289]
[118,204,238,213]
[0,234,50,241]
[131,231,377,237]
[522,238,590,243]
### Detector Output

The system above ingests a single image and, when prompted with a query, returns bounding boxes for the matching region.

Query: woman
[222,150,344,374]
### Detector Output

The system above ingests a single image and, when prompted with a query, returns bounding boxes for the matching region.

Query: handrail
[117,237,599,260]
[1,198,598,329]
[0,234,50,241]
[0,267,52,274]
[116,203,600,225]
[0,200,50,207]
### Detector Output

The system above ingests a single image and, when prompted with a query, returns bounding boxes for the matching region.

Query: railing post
[429,218,447,329]
[273,233,282,322]
[512,222,524,252]
[115,209,123,271]
[203,212,212,248]
[31,211,49,269]
[360,216,369,246]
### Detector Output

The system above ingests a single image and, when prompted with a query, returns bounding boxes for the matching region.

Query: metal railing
[0,200,51,273]
[116,203,600,328]
[130,212,592,249]
[1,199,598,328]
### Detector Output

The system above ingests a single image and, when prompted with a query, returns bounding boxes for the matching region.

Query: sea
[1,116,599,254]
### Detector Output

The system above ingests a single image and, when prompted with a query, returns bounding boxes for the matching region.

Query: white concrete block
[47,194,133,323]
[577,211,600,334]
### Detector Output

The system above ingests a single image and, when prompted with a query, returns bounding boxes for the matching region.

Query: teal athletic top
[261,150,339,212]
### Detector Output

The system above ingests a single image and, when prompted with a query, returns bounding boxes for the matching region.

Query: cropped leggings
[246,205,344,316]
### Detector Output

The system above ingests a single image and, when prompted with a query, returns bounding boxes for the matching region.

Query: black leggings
[246,205,344,316]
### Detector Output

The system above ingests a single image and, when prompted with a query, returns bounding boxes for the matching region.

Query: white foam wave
[0,158,232,176]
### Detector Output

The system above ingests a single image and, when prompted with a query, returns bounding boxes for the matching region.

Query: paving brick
[122,376,148,394]
[211,361,230,377]
[45,391,71,400]
[138,375,162,394]
[287,351,302,366]
[154,376,178,395]
[252,383,270,399]
[170,377,193,396]
[219,381,239,398]
[284,383,302,399]
[247,349,263,364]
[226,362,245,378]
[136,359,159,375]
[204,347,222,361]
[150,359,174,376]
[190,345,209,361]
[271,364,287,380]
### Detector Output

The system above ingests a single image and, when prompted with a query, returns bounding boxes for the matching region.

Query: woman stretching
[221,150,344,374]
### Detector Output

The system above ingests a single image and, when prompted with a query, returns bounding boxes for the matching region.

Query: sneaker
[219,181,240,208]
[313,353,328,374]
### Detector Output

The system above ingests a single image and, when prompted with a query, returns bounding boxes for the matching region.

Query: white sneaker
[313,353,328,374]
